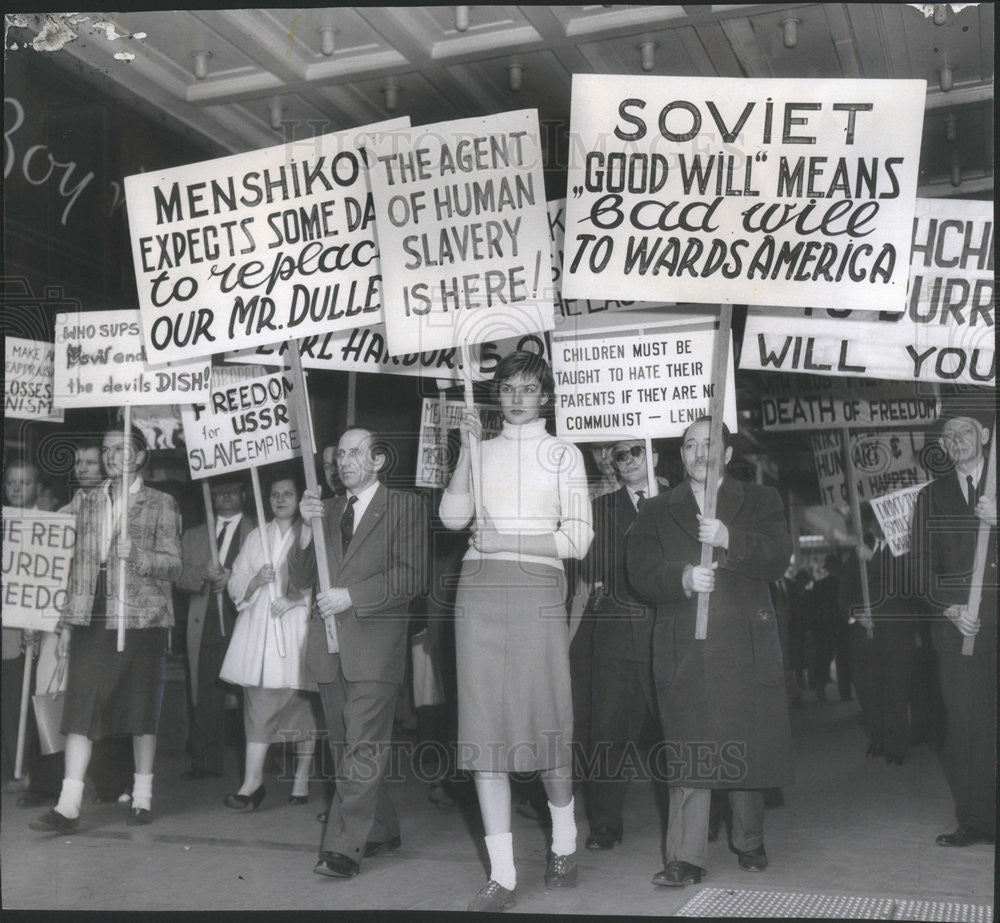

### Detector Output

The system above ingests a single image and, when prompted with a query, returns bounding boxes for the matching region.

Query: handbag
[32,654,67,756]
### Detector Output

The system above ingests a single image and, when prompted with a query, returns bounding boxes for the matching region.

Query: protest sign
[562,75,925,311]
[869,482,929,557]
[552,320,737,440]
[1,508,75,632]
[179,370,303,478]
[759,376,938,431]
[366,110,555,356]
[811,429,927,506]
[4,338,64,422]
[124,119,409,364]
[415,398,505,488]
[53,309,211,407]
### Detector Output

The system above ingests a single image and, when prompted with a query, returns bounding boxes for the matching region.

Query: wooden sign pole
[695,304,733,641]
[117,404,131,653]
[644,437,656,499]
[200,481,226,638]
[13,640,34,779]
[842,427,875,641]
[346,372,357,428]
[250,467,286,659]
[963,429,996,656]
[459,342,485,527]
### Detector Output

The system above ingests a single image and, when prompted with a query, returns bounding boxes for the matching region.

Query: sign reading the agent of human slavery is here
[551,322,737,440]
[740,199,994,385]
[365,110,555,356]
[179,370,303,478]
[1,508,75,632]
[758,374,939,431]
[4,337,64,422]
[562,76,925,311]
[53,310,212,407]
[123,118,409,364]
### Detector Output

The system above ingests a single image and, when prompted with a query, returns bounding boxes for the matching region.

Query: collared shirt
[957,458,985,504]
[346,479,380,536]
[215,513,243,564]
[626,481,658,512]
[100,475,143,563]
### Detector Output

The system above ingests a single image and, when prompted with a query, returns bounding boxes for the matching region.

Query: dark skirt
[243,686,322,744]
[62,620,167,740]
[454,558,572,772]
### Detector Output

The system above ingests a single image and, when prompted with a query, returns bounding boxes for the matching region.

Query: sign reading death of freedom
[366,110,555,356]
[53,310,212,407]
[741,199,994,385]
[562,76,925,311]
[124,118,409,364]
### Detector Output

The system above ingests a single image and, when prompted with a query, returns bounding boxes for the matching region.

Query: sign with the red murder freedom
[562,75,925,311]
[52,309,212,407]
[124,118,409,364]
[366,110,555,356]
[4,337,64,422]
[740,199,994,385]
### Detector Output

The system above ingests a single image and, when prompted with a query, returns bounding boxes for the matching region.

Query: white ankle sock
[484,832,516,890]
[549,798,578,856]
[132,773,153,811]
[55,778,85,819]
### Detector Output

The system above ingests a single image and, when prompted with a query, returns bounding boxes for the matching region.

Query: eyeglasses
[613,445,644,465]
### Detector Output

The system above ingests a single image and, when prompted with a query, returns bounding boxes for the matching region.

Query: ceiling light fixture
[191,49,212,80]
[944,112,957,142]
[933,4,949,26]
[507,62,523,92]
[269,99,283,131]
[950,149,962,187]
[455,6,469,33]
[639,41,657,72]
[319,26,337,56]
[382,80,398,113]
[937,64,954,93]
[780,17,800,50]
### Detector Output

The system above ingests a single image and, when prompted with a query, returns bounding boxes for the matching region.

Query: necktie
[216,519,231,553]
[341,496,357,553]
[636,490,646,510]
[967,475,977,513]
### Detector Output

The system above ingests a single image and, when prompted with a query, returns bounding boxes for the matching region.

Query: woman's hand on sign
[271,596,293,619]
[117,538,133,563]
[944,603,980,637]
[696,516,729,549]
[975,494,997,528]
[683,562,718,594]
[471,517,505,554]
[57,627,72,660]
[252,564,276,593]
[458,408,483,446]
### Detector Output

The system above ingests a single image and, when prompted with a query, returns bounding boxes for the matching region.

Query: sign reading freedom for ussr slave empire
[124,118,409,364]
[563,76,925,311]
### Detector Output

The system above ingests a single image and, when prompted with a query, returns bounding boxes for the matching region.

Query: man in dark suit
[628,417,793,887]
[178,475,255,779]
[911,409,996,847]
[287,425,427,879]
[577,439,661,851]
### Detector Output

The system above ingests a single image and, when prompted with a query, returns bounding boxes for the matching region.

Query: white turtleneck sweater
[439,418,593,570]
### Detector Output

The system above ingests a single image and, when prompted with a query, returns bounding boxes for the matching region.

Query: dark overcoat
[626,476,794,789]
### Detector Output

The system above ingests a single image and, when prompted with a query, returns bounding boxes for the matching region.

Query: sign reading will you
[53,310,211,407]
[563,76,925,311]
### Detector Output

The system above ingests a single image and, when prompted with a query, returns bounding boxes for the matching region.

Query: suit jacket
[286,484,428,685]
[178,515,256,704]
[911,469,997,654]
[583,486,654,663]
[627,476,793,789]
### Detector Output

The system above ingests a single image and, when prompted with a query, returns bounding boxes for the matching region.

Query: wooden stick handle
[201,481,226,638]
[695,305,733,641]
[251,468,286,659]
[842,427,875,641]
[117,405,131,653]
[963,431,996,655]
[459,342,485,528]
[14,640,34,779]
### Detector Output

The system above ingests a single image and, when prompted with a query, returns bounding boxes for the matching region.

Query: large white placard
[563,75,925,311]
[4,337,64,422]
[552,322,737,440]
[740,199,994,384]
[811,429,927,506]
[124,119,408,364]
[1,509,75,632]
[366,110,555,356]
[53,310,212,407]
[870,482,929,556]
[179,370,303,479]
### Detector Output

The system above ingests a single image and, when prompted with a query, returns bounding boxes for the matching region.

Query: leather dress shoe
[127,806,153,826]
[936,826,994,847]
[18,791,56,808]
[586,827,622,851]
[29,808,79,834]
[181,768,222,780]
[363,835,401,858]
[313,851,360,879]
[652,860,704,887]
[737,845,768,871]
[468,880,517,912]
[317,811,329,824]
[544,853,578,889]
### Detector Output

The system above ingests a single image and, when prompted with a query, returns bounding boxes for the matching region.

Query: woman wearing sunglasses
[440,350,593,912]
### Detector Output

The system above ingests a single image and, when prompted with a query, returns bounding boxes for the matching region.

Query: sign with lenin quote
[366,110,555,356]
[124,118,409,364]
[562,76,925,311]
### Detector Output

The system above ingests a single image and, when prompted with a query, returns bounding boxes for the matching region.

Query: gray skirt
[454,558,572,772]
[243,686,322,745]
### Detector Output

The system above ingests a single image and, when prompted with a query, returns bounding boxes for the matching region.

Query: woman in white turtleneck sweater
[440,351,593,912]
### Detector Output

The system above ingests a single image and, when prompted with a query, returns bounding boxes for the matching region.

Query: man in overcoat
[627,417,793,886]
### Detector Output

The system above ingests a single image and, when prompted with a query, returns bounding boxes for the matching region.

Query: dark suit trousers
[569,616,596,782]
[318,655,400,861]
[849,625,914,761]
[586,656,659,835]
[188,640,240,775]
[936,646,996,836]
